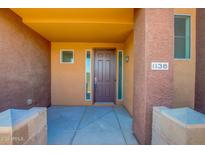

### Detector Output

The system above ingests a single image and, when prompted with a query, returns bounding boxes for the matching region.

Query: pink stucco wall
[133,8,174,144]
[195,9,205,113]
[0,9,51,111]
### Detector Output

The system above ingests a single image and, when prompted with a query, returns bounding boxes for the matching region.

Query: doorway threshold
[94,102,115,106]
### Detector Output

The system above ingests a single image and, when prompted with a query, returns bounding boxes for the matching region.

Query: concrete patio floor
[47,105,139,145]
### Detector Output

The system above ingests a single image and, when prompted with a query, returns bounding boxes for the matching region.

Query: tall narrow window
[174,15,191,59]
[118,51,123,100]
[85,50,91,100]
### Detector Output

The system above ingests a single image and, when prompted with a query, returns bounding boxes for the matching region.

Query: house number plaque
[151,62,169,71]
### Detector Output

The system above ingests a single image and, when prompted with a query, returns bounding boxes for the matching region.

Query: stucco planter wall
[152,106,205,145]
[0,107,47,145]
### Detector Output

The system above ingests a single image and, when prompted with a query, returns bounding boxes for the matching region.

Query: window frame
[174,14,191,61]
[60,49,74,64]
[117,50,124,101]
[85,49,92,101]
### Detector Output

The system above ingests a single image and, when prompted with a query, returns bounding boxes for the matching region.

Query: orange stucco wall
[51,42,124,105]
[173,8,196,108]
[123,32,134,115]
[51,8,196,114]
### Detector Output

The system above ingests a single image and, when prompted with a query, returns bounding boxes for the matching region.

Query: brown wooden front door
[94,49,116,103]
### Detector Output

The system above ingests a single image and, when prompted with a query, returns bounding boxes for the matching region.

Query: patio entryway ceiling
[11,8,134,42]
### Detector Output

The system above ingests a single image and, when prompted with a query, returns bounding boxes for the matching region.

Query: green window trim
[174,15,191,59]
[118,50,123,100]
[85,50,91,101]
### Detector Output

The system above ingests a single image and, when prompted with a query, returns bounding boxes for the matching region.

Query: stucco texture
[0,9,51,111]
[123,32,134,115]
[173,9,196,108]
[195,9,205,113]
[133,8,174,144]
[51,42,124,106]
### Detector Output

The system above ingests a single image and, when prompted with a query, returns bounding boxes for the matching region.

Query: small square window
[60,50,74,63]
